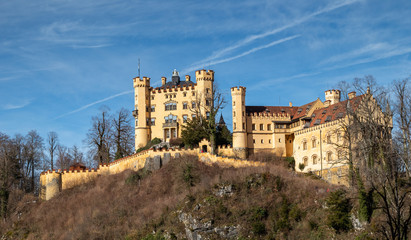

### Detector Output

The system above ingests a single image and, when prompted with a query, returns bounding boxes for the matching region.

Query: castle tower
[231,86,248,159]
[195,69,214,112]
[133,76,151,149]
[325,89,341,105]
[40,171,61,200]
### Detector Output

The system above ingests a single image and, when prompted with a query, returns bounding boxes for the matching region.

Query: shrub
[169,138,183,147]
[298,163,305,171]
[284,157,295,170]
[252,222,266,235]
[136,138,162,153]
[326,189,352,233]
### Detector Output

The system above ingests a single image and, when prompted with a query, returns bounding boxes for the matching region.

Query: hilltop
[1,154,365,239]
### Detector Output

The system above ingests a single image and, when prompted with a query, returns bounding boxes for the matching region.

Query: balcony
[132,110,138,117]
[163,122,178,128]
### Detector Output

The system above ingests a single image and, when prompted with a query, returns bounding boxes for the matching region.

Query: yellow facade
[133,69,214,149]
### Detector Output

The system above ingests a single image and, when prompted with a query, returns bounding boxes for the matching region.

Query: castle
[40,68,386,200]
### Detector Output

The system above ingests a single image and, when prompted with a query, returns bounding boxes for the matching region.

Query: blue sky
[1,0,411,150]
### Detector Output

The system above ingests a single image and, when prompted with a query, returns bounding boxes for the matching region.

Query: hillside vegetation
[1,155,370,239]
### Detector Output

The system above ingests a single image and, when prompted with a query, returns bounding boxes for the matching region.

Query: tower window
[312,138,316,148]
[151,118,155,126]
[234,123,236,130]
[252,124,256,130]
[183,102,188,109]
[192,92,195,96]
[191,101,196,109]
[233,101,235,106]
[183,92,187,97]
[260,124,264,131]
[303,141,307,150]
[233,111,236,117]
[206,88,210,93]
[206,112,210,120]
[183,115,188,123]
[327,135,331,144]
[151,105,155,112]
[253,139,255,144]
[206,99,210,106]
[242,123,245,130]
[267,124,271,131]
[261,139,264,144]
[269,139,271,144]
[151,96,155,100]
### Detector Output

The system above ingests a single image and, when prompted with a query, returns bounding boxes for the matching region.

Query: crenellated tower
[133,76,151,149]
[231,86,248,158]
[325,89,341,105]
[196,69,214,113]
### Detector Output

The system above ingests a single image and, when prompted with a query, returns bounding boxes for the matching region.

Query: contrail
[187,0,360,70]
[182,35,300,74]
[55,90,133,119]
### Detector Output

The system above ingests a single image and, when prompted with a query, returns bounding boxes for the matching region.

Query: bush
[136,138,162,153]
[252,222,266,235]
[169,138,183,147]
[298,163,305,171]
[326,189,352,233]
[284,157,295,170]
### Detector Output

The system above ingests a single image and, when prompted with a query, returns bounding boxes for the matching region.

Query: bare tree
[23,130,44,193]
[112,108,134,159]
[56,145,72,170]
[70,145,84,164]
[189,84,226,154]
[393,78,411,177]
[85,108,112,165]
[47,131,58,170]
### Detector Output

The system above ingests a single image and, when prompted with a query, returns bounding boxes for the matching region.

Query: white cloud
[2,99,32,110]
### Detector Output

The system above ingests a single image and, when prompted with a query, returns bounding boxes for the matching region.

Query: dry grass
[1,154,352,239]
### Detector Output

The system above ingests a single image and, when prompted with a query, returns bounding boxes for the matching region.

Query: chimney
[289,102,292,107]
[324,100,331,107]
[161,77,166,85]
[185,75,190,82]
[348,91,356,99]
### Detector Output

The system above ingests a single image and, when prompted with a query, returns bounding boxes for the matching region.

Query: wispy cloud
[182,35,300,74]
[249,71,322,91]
[2,99,32,110]
[190,0,360,69]
[55,90,133,119]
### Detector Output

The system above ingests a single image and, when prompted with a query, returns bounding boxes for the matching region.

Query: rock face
[178,211,239,240]
[144,153,173,171]
[213,184,234,197]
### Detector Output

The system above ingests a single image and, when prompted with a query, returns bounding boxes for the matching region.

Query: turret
[133,76,151,149]
[40,170,62,200]
[325,89,341,105]
[195,69,214,112]
[231,86,248,159]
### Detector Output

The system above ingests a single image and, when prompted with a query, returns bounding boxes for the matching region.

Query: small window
[279,138,281,143]
[192,92,195,96]
[327,135,331,144]
[269,139,271,144]
[183,115,188,123]
[206,88,210,93]
[183,92,187,97]
[242,123,245,130]
[312,138,316,148]
[151,105,155,112]
[234,123,236,130]
[260,124,264,131]
[267,124,271,131]
[151,96,155,100]
[206,99,210,106]
[325,116,332,122]
[135,119,138,126]
[183,102,188,109]
[312,155,317,165]
[206,112,210,120]
[252,124,256,130]
[233,101,236,106]
[261,139,264,144]
[327,152,332,162]
[166,95,168,99]
[253,139,255,144]
[303,157,308,166]
[303,141,307,150]
[150,118,155,126]
[192,101,196,109]
[233,111,236,117]
[166,130,170,138]
[192,114,196,119]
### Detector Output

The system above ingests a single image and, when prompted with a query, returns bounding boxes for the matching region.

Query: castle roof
[307,95,364,127]
[291,100,318,120]
[159,69,196,89]
[218,114,226,125]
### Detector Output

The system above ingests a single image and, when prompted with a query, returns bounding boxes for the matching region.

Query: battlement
[325,89,341,105]
[231,86,246,95]
[195,69,214,81]
[151,83,197,94]
[133,76,151,88]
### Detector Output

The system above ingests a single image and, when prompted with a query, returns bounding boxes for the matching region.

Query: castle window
[192,101,196,109]
[166,95,168,99]
[261,139,264,144]
[267,124,271,131]
[206,88,210,93]
[242,123,245,130]
[279,138,281,143]
[303,157,308,166]
[312,155,318,165]
[260,124,264,131]
[252,124,256,130]
[151,105,155,112]
[135,119,138,126]
[269,139,271,144]
[166,131,170,138]
[303,141,307,150]
[165,103,177,111]
[183,115,188,123]
[183,102,188,109]
[337,132,341,142]
[206,99,210,106]
[164,114,177,123]
[151,118,155,126]
[151,96,154,100]
[146,118,149,125]
[243,111,244,116]
[312,138,316,148]
[206,112,210,120]
[192,114,196,119]
[253,139,255,144]
[173,131,177,138]
[183,92,187,97]
[234,123,236,130]
[327,152,332,162]
[233,101,235,106]
[233,111,236,117]
[327,135,331,144]
[192,92,195,96]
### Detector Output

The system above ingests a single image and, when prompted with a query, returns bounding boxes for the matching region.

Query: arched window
[327,152,332,162]
[303,157,308,166]
[302,140,307,150]
[312,138,317,148]
[326,134,331,144]
[312,155,318,165]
